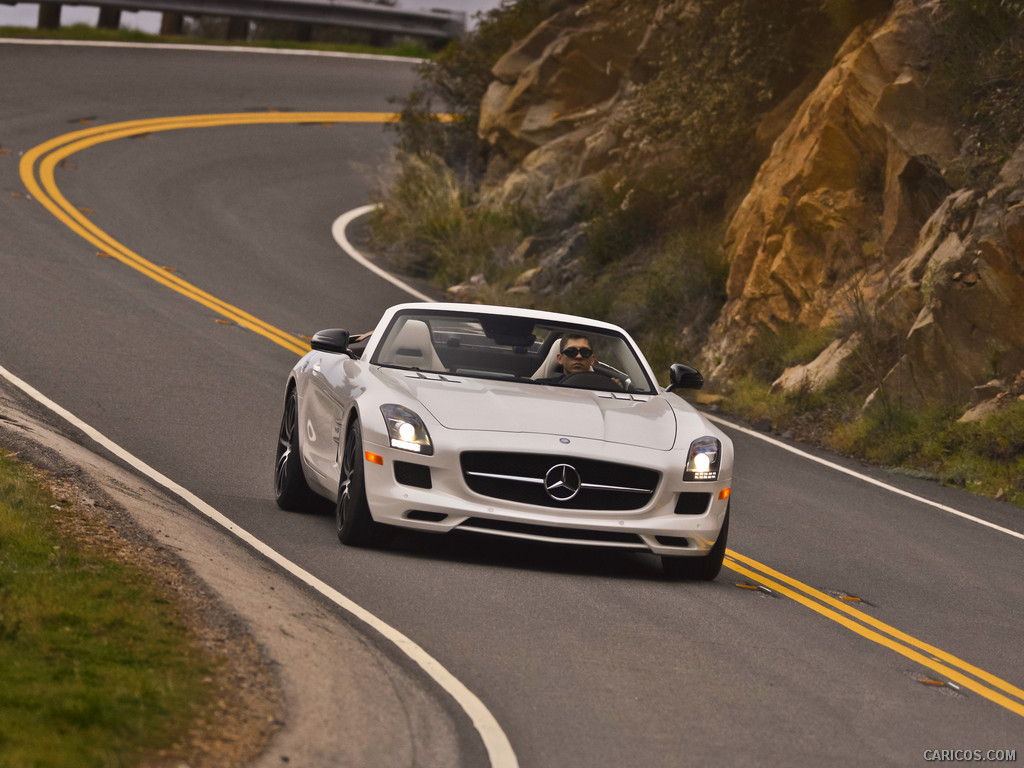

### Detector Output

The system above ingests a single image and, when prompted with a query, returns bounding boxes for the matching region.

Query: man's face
[558,338,594,375]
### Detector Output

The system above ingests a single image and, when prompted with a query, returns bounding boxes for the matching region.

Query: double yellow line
[19,112,403,356]
[20,113,1024,722]
[725,551,1024,717]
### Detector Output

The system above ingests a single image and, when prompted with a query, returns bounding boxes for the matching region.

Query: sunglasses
[561,347,593,359]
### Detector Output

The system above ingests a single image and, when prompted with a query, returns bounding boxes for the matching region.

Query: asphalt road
[2,40,1023,768]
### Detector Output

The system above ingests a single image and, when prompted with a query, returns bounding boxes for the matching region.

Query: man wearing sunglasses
[557,334,597,376]
[534,333,624,389]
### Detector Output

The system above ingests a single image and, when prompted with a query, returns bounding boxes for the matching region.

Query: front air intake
[673,492,711,515]
[394,461,431,489]
[405,510,448,523]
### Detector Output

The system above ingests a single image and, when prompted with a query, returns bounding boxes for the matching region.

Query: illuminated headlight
[684,436,720,481]
[381,405,433,455]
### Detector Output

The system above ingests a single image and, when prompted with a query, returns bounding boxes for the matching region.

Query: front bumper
[361,431,731,557]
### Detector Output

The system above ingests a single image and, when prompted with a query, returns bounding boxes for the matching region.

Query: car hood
[379,369,687,450]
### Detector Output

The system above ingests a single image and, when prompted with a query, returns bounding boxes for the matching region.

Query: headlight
[684,436,720,481]
[380,405,434,455]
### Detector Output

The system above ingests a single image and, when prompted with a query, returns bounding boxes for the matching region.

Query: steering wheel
[559,371,624,392]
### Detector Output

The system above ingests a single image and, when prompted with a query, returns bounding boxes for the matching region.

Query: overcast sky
[0,0,503,30]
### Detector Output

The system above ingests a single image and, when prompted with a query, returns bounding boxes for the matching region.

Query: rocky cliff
[472,0,1024,413]
[707,0,1024,410]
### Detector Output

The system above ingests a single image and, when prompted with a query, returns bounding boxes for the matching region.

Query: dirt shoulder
[0,378,478,768]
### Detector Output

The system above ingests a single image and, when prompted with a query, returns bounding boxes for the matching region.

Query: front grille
[460,451,659,511]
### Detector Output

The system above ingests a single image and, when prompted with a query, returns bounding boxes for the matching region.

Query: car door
[301,352,357,491]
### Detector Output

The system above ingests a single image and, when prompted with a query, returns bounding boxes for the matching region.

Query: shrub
[370,152,538,284]
[731,321,838,385]
[933,0,1024,187]
[582,169,685,268]
[832,399,1024,505]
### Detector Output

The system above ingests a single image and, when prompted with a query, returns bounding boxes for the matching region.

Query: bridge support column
[160,12,184,35]
[226,16,249,40]
[38,2,61,29]
[370,30,393,48]
[98,7,122,29]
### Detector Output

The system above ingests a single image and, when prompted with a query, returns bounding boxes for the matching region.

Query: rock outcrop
[870,148,1024,405]
[477,0,669,214]
[703,0,1024,407]
[472,0,1024,409]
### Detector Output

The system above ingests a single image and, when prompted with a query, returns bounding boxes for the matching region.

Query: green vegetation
[714,325,1024,507]
[373,0,1024,509]
[0,23,434,59]
[370,151,539,285]
[833,400,1024,506]
[933,0,1024,187]
[0,450,212,767]
[0,23,163,43]
[370,0,562,284]
[558,221,731,374]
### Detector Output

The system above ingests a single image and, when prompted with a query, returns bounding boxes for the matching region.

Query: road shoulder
[0,378,474,767]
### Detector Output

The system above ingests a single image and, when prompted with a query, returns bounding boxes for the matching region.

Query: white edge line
[704,412,1024,542]
[0,37,426,63]
[332,204,437,303]
[0,362,518,768]
[335,204,1024,544]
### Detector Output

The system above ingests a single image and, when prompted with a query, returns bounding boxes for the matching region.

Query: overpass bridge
[9,0,465,44]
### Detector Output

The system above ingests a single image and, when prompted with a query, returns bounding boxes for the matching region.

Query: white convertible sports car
[274,302,733,579]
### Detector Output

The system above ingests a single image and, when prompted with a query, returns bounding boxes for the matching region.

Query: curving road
[2,40,1023,768]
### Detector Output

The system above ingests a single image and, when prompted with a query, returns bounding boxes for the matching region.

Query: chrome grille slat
[465,470,650,494]
[581,482,650,494]
[465,471,544,484]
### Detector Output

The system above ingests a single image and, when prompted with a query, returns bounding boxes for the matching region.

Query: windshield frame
[368,307,658,394]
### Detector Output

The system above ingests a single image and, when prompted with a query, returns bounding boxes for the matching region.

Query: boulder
[478,0,667,216]
[705,0,957,382]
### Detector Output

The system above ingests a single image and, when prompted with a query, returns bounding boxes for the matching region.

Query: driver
[537,333,623,389]
[557,333,596,377]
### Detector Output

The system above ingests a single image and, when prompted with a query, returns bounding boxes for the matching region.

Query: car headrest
[383,319,445,371]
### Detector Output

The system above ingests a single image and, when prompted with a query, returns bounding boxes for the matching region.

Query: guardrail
[11,0,466,42]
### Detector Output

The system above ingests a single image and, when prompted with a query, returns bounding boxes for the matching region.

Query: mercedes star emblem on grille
[544,464,582,501]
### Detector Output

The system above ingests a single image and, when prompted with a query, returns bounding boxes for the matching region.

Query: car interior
[371,312,655,393]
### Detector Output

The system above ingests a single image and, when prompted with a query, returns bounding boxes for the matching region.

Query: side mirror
[310,328,350,354]
[667,363,704,392]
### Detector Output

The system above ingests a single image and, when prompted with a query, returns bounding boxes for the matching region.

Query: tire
[662,503,730,581]
[275,387,317,510]
[336,420,385,546]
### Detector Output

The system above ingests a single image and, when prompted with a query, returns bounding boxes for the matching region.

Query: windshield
[370,310,657,394]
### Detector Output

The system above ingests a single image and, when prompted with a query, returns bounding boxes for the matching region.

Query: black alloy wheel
[275,387,316,510]
[336,420,384,546]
